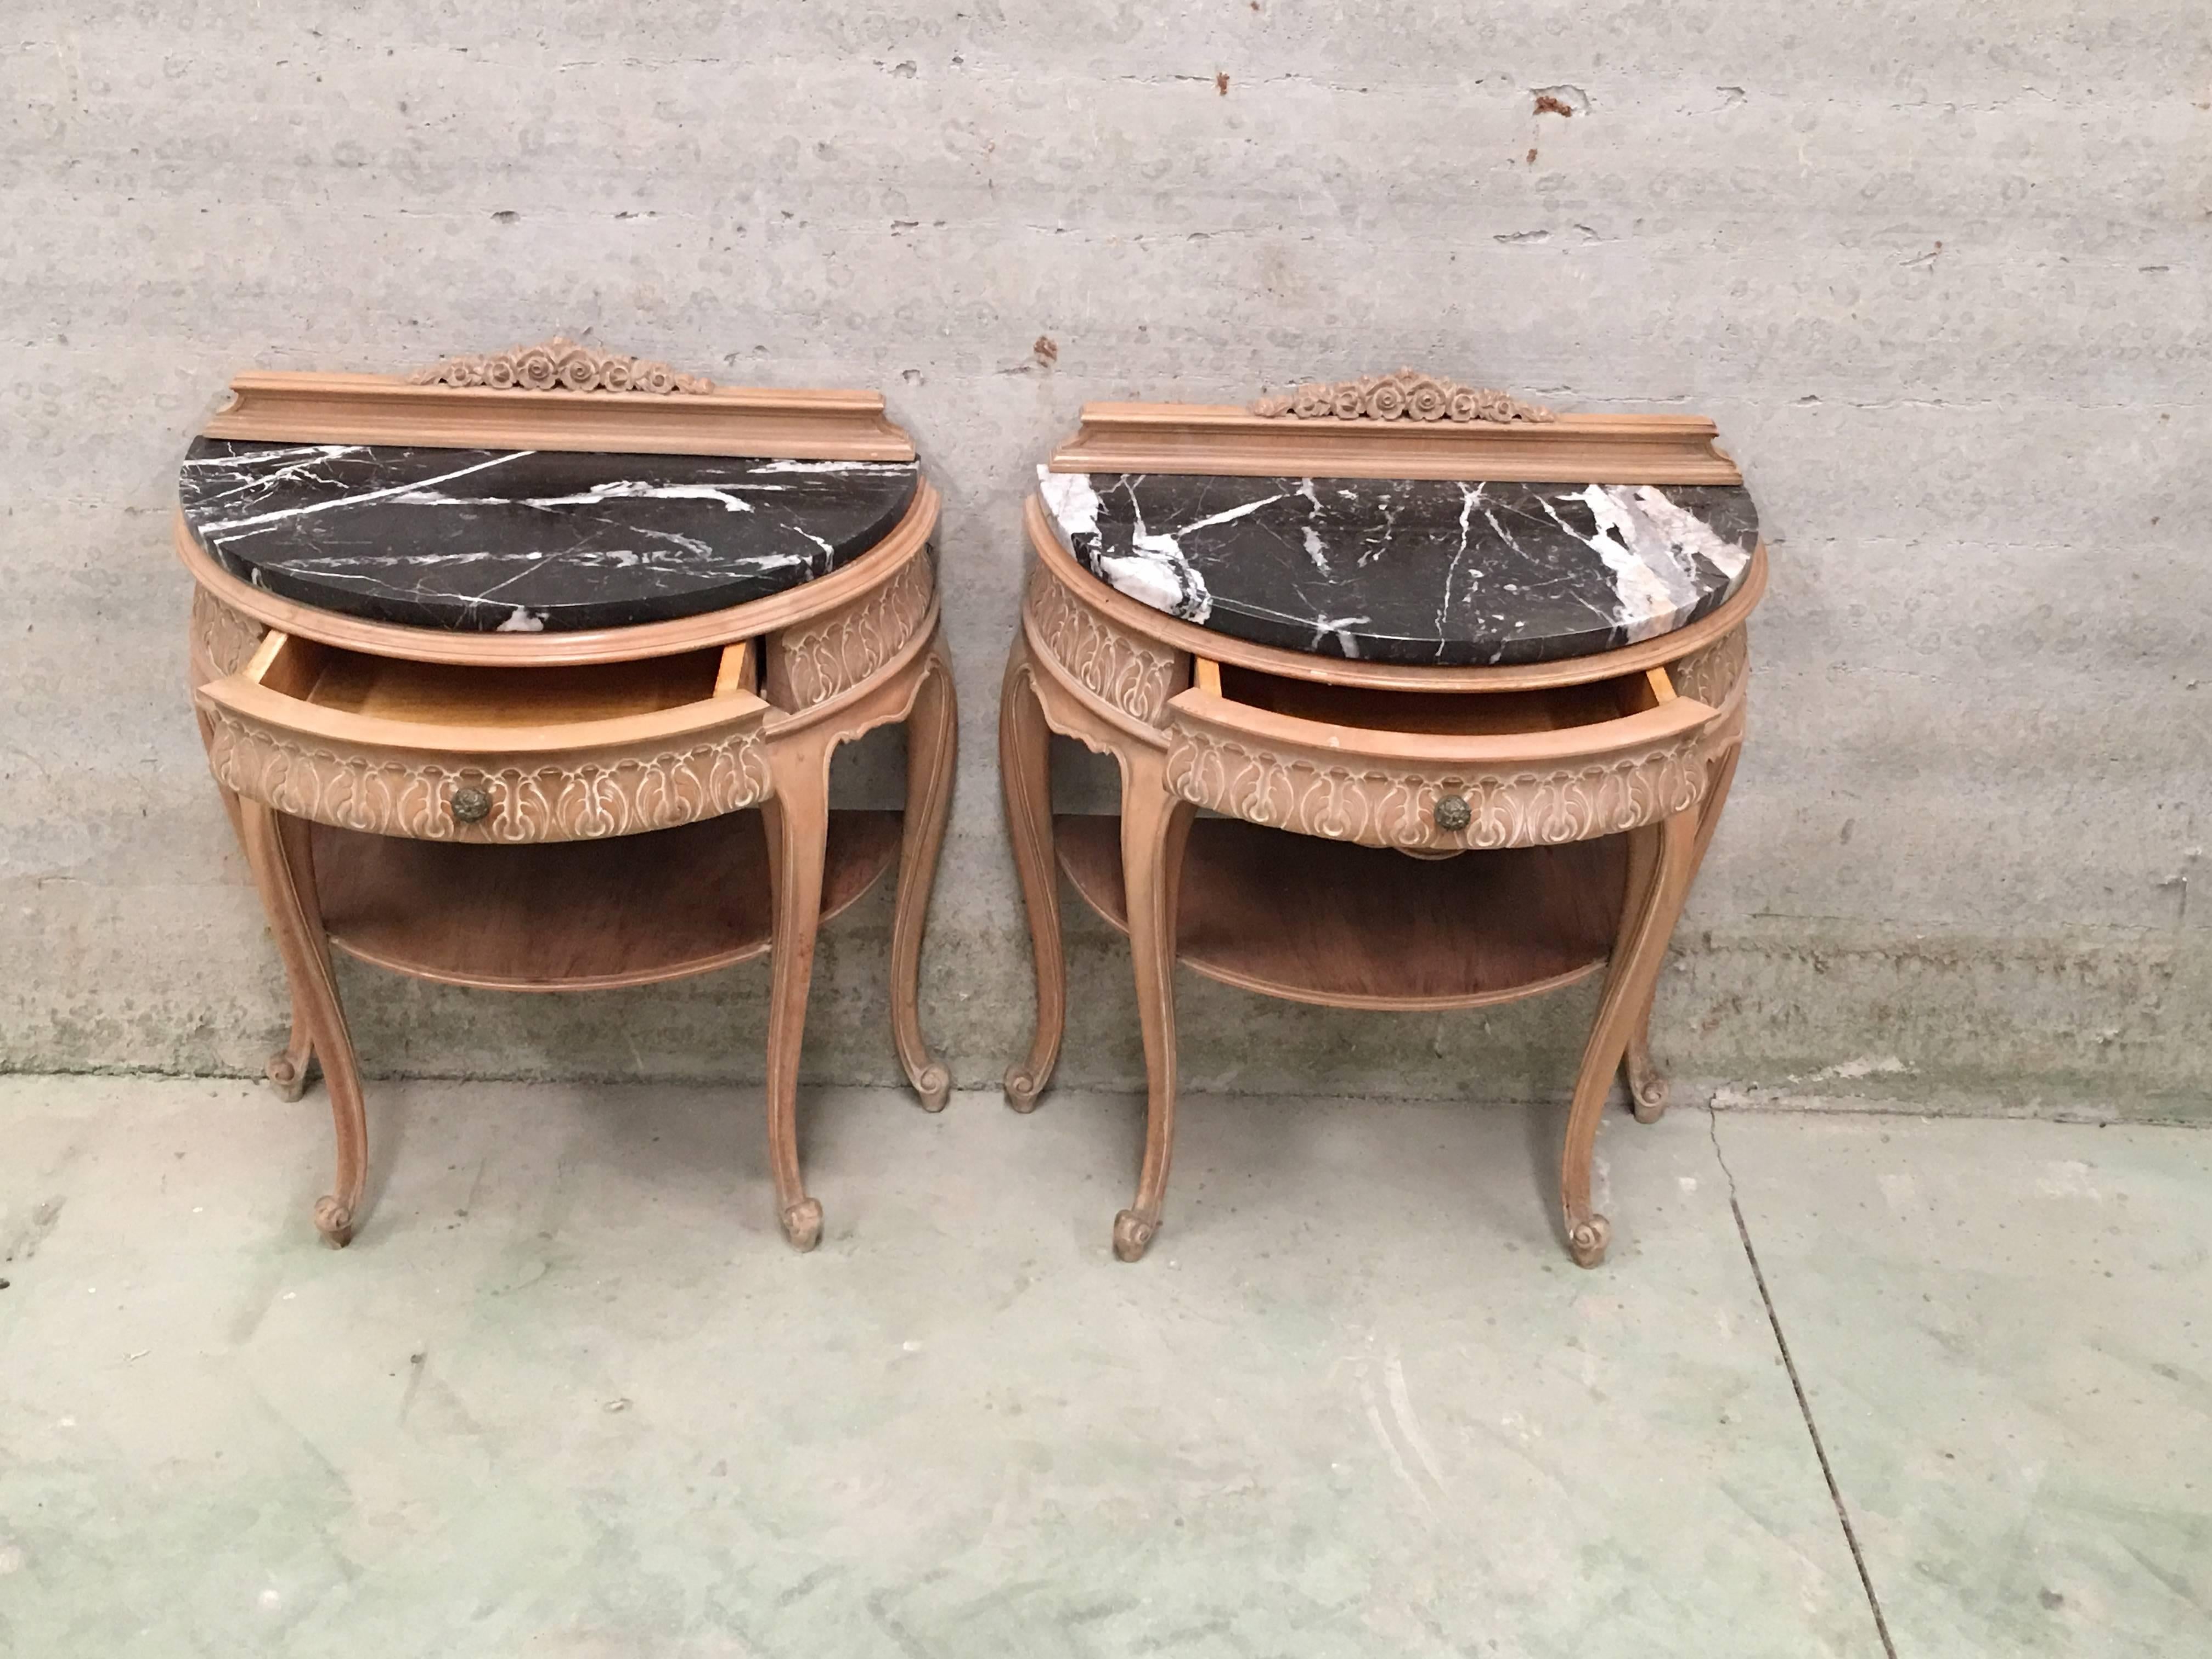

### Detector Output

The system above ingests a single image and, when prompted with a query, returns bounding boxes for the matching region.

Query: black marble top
[179,441,921,631]
[1038,468,1758,666]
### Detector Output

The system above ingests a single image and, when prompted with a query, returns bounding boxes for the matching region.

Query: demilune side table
[179,340,955,1250]
[999,371,1764,1266]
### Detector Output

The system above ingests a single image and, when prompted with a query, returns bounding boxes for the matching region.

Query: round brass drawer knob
[1434,794,1471,832]
[450,786,493,824]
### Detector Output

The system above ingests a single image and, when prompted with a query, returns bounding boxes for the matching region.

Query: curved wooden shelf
[1055,814,1625,1011]
[312,809,902,991]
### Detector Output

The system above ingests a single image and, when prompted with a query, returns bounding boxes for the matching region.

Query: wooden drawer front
[1023,562,1187,727]
[765,541,935,711]
[1163,666,1735,853]
[195,634,771,843]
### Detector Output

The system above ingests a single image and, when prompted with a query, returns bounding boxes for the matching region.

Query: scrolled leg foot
[1003,1066,1046,1114]
[266,1049,312,1103]
[911,1063,951,1114]
[1627,1041,1669,1125]
[313,1195,355,1247]
[781,1198,824,1253]
[1567,1213,1611,1269]
[1112,1209,1159,1263]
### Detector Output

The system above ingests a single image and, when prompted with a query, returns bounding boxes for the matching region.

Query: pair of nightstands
[178,347,1761,1267]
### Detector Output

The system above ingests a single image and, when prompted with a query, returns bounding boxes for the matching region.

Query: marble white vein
[199,452,529,535]
[1038,467,1759,667]
[1036,467,1103,541]
[397,481,760,514]
[178,439,922,633]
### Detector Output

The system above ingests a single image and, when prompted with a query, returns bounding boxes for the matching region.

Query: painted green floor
[1,1076,2204,1657]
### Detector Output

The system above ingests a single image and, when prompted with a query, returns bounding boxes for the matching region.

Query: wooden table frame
[1000,402,1760,1267]
[179,356,955,1251]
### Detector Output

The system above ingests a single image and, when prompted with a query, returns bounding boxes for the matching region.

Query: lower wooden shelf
[312,810,903,991]
[1056,813,1626,1010]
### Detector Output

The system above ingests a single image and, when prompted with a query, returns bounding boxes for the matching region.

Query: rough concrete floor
[1,1076,2205,1658]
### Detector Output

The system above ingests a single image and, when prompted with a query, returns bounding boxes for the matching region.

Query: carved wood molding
[1252,368,1554,425]
[197,701,772,843]
[410,336,713,395]
[1163,721,1726,853]
[188,587,267,682]
[766,543,936,712]
[1667,624,1749,711]
[1047,406,1739,485]
[1022,563,1186,727]
[201,374,916,462]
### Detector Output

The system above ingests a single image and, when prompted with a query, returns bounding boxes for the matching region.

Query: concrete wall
[5,3,2206,1116]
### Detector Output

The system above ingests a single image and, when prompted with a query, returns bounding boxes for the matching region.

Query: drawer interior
[247,636,748,729]
[1207,659,1666,737]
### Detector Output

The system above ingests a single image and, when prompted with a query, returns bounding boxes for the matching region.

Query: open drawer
[1161,658,1730,853]
[195,633,774,842]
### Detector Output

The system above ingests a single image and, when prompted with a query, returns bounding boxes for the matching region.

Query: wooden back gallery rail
[1000,374,1763,1266]
[180,341,956,1250]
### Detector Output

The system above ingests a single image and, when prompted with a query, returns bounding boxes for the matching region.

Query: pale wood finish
[763,545,938,712]
[1248,368,1555,426]
[313,811,903,990]
[1110,751,1198,1263]
[1019,556,1192,729]
[1049,403,1741,483]
[1026,492,1764,693]
[1003,535,1755,1267]
[188,592,321,1095]
[205,371,916,460]
[196,649,777,844]
[1163,682,1733,857]
[1560,809,1700,1265]
[890,640,960,1112]
[763,738,834,1251]
[189,397,953,1245]
[285,640,732,726]
[239,800,366,1244]
[1624,739,1742,1124]
[173,480,939,667]
[714,640,755,699]
[1056,816,1623,1010]
[998,635,1064,1113]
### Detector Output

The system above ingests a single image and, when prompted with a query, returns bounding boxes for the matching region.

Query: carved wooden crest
[410,336,714,395]
[1251,368,1553,425]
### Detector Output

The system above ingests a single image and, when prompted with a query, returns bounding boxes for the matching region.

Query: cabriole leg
[763,746,832,1251]
[239,803,366,1245]
[890,636,957,1112]
[1111,755,1195,1263]
[1615,824,1667,1123]
[999,639,1065,1113]
[207,764,318,1101]
[1562,809,1698,1267]
[1622,742,1741,1125]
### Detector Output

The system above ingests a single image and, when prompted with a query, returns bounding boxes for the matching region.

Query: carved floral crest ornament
[1250,367,1554,425]
[410,336,714,395]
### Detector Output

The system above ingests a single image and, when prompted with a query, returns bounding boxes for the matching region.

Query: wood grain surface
[314,809,902,990]
[1056,814,1626,1010]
